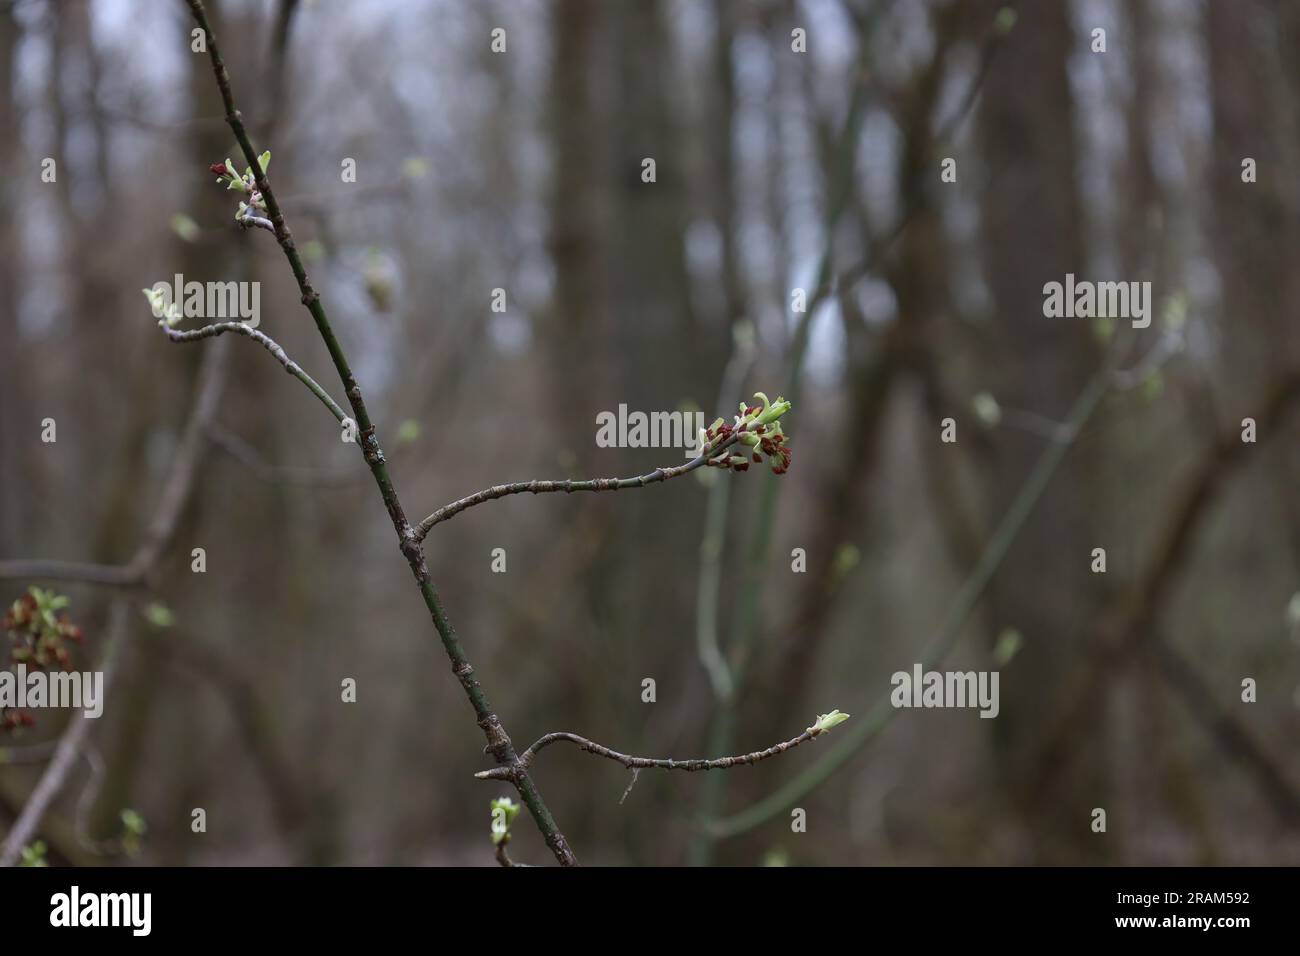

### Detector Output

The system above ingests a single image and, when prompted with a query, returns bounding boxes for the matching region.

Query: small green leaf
[1162,291,1188,330]
[831,542,861,580]
[19,841,48,867]
[143,603,174,629]
[395,419,422,444]
[120,808,147,836]
[490,796,520,844]
[755,394,792,426]
[258,150,271,173]
[170,213,201,243]
[972,391,1001,427]
[993,628,1024,666]
[808,709,850,735]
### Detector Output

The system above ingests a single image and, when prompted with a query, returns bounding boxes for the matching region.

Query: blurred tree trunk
[973,0,1109,863]
[0,3,23,549]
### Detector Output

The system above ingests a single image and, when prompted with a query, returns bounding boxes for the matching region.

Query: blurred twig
[1032,367,1300,823]
[0,600,127,867]
[696,323,759,703]
[206,421,364,487]
[0,339,232,865]
[709,346,1121,839]
[694,1,1016,858]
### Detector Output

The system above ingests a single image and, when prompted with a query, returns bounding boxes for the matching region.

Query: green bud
[972,391,1001,427]
[490,796,520,845]
[755,396,792,426]
[807,709,850,735]
[143,602,175,629]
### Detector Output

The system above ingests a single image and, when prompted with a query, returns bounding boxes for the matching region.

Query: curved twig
[159,320,348,424]
[476,725,825,781]
[413,434,741,541]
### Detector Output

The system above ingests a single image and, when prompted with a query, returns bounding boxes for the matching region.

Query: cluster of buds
[2,588,84,732]
[2,709,35,732]
[701,391,794,475]
[210,151,271,224]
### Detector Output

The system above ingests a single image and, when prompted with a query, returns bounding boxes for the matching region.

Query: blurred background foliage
[1,0,1299,865]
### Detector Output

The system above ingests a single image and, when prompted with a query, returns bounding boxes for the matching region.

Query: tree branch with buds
[411,393,792,540]
[175,0,824,866]
[475,711,850,782]
[149,309,349,424]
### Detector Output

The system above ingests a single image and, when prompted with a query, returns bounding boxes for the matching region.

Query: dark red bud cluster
[1,709,35,731]
[0,592,37,631]
[704,421,736,444]
[3,590,87,732]
[761,434,793,475]
[209,162,229,176]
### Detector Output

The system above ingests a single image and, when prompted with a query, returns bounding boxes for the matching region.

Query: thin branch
[477,724,828,780]
[412,434,742,541]
[494,842,531,867]
[238,212,276,234]
[0,560,140,588]
[1029,367,1300,819]
[206,421,364,488]
[0,337,231,863]
[1144,631,1300,823]
[126,339,232,578]
[619,768,641,805]
[709,348,1121,839]
[160,320,348,424]
[184,0,578,865]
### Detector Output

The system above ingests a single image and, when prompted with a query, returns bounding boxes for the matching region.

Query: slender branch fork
[160,320,348,423]
[182,0,578,867]
[175,0,819,865]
